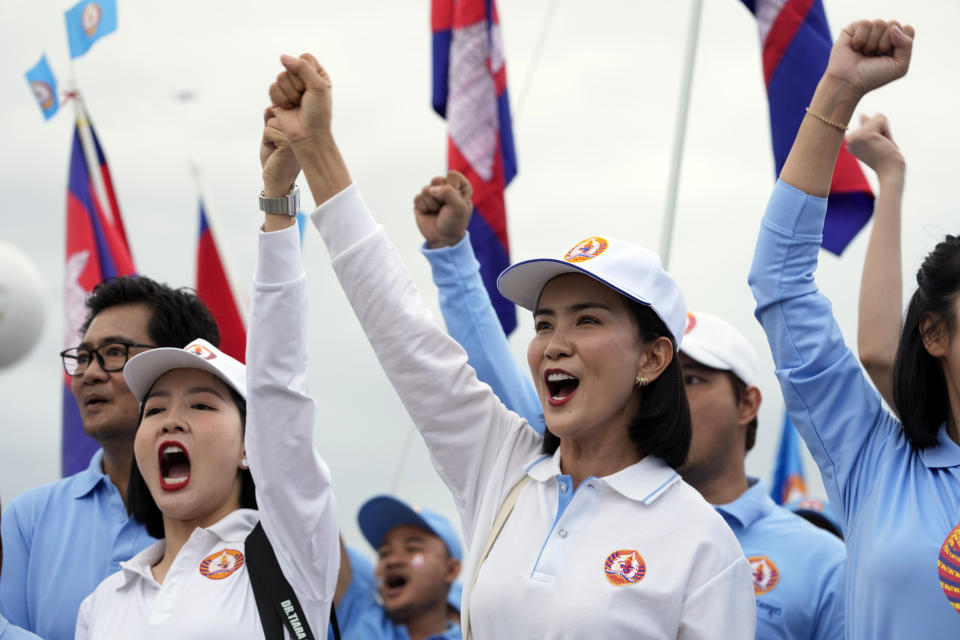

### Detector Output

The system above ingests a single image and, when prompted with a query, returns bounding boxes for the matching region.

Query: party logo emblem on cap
[938,523,960,614]
[684,312,697,335]
[199,548,245,580]
[604,549,646,586]
[563,236,609,263]
[749,556,780,595]
[186,343,217,360]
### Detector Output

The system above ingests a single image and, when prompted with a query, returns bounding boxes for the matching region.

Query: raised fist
[268,53,333,148]
[846,113,904,180]
[825,20,914,99]
[260,106,300,197]
[414,171,474,249]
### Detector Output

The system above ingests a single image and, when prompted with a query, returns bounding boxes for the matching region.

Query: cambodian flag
[432,0,518,334]
[196,201,246,362]
[770,412,809,505]
[65,0,118,59]
[63,113,136,476]
[739,0,874,255]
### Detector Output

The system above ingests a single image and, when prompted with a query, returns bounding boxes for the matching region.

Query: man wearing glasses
[0,276,219,640]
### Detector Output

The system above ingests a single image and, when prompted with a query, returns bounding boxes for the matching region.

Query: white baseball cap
[123,338,246,403]
[496,235,687,349]
[680,311,759,388]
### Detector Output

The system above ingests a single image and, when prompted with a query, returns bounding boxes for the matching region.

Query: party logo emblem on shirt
[749,555,780,595]
[938,523,960,614]
[684,312,697,335]
[199,548,245,580]
[564,236,609,263]
[186,343,217,360]
[82,3,102,35]
[604,549,646,586]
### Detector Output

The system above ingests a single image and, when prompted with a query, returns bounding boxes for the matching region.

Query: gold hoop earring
[635,376,648,388]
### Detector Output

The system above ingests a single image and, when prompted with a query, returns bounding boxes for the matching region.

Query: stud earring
[240,456,248,470]
[635,376,648,388]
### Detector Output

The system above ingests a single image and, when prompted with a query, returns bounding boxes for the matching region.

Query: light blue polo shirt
[0,614,41,640]
[716,480,844,639]
[338,546,460,640]
[0,449,155,640]
[750,180,960,636]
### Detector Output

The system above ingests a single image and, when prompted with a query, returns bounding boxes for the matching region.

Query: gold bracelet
[805,106,848,132]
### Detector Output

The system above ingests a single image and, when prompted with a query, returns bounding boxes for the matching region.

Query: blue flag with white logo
[65,0,118,59]
[770,412,809,505]
[25,55,59,120]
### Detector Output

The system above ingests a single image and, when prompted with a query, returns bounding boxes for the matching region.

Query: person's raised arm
[245,98,339,621]
[848,113,905,408]
[780,20,913,195]
[415,172,544,432]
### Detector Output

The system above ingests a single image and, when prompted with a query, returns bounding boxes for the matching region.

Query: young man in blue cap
[413,171,846,639]
[336,495,462,640]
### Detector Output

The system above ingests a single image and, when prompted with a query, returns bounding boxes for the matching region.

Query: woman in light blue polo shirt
[749,18,960,636]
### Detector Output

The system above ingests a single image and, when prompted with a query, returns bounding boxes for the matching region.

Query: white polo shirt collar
[526,450,680,505]
[116,509,259,590]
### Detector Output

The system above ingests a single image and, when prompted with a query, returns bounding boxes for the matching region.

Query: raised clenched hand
[268,53,333,148]
[846,113,904,180]
[413,171,474,249]
[825,20,914,99]
[260,106,300,197]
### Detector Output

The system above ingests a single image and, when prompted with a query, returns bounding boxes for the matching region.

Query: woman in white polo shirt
[268,53,755,638]
[74,114,339,639]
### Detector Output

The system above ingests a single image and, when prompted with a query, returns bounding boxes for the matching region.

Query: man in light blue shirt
[0,505,41,640]
[415,171,845,639]
[335,495,462,640]
[0,276,219,640]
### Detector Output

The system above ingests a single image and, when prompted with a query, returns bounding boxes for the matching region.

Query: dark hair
[128,383,256,539]
[893,235,960,449]
[81,276,220,349]
[726,372,758,453]
[542,301,692,469]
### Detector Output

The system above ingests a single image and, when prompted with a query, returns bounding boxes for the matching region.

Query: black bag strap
[246,521,340,640]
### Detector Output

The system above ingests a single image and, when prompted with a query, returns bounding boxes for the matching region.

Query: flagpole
[660,0,703,270]
[67,63,114,229]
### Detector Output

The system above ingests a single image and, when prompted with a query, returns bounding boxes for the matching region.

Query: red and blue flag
[739,0,874,255]
[770,412,809,505]
[432,0,518,334]
[63,112,136,476]
[196,201,246,362]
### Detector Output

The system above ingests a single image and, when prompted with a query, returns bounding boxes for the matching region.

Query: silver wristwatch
[258,184,299,216]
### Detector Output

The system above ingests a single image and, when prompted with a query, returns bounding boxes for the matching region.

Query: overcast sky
[1,0,956,549]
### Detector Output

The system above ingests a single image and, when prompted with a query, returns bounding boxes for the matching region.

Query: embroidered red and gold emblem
[684,312,697,335]
[199,548,245,580]
[938,523,960,614]
[187,344,217,360]
[563,236,609,263]
[749,555,780,595]
[604,549,646,586]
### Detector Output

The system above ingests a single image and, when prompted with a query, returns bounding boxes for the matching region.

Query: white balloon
[0,240,46,368]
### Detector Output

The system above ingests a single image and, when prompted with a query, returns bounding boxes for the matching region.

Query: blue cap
[785,496,843,539]
[358,495,463,560]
